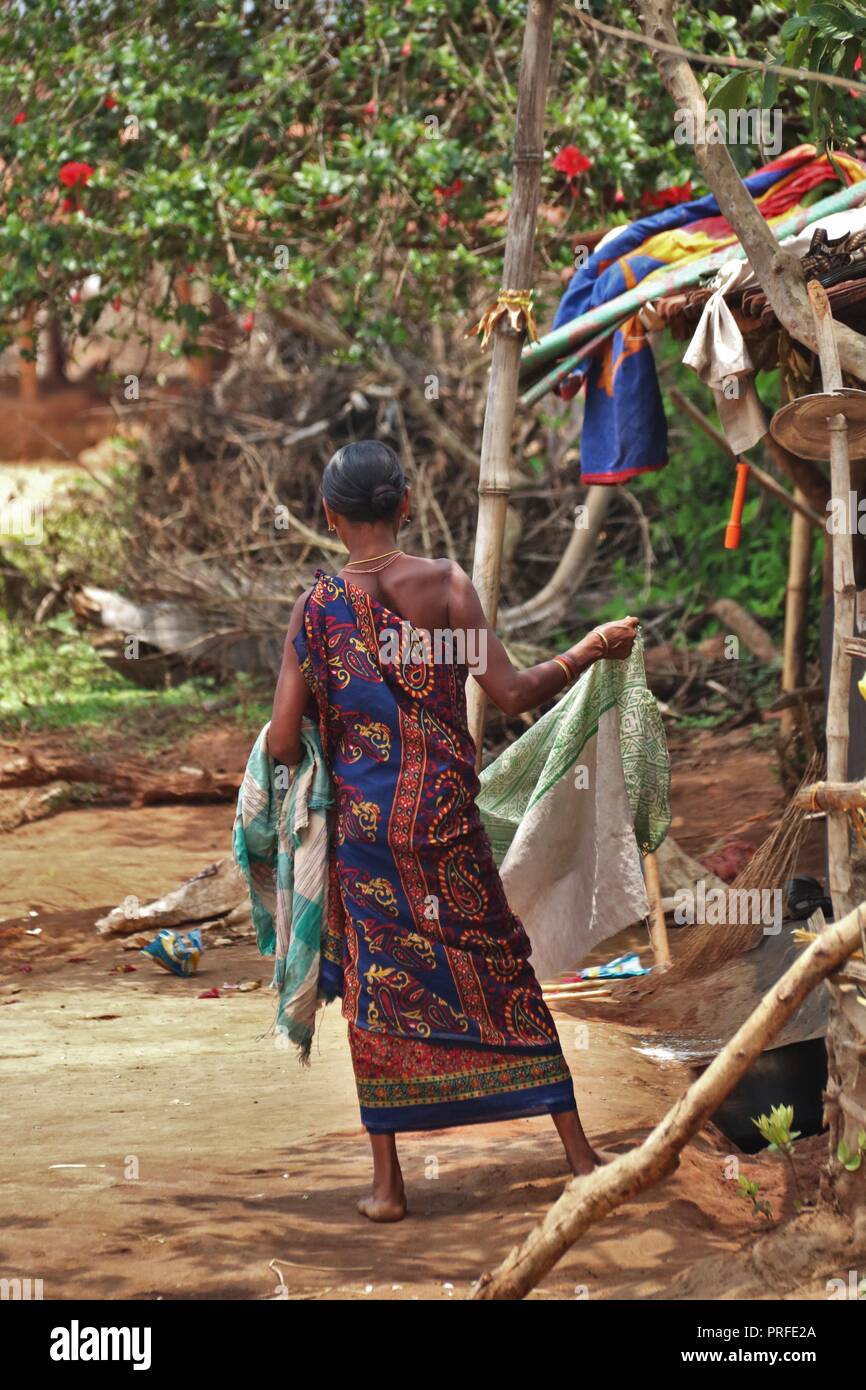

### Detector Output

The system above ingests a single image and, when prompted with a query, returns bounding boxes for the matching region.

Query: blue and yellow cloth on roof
[552,146,866,484]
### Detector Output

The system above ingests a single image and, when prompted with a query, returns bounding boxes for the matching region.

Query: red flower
[438,211,450,229]
[112,296,121,312]
[614,187,625,206]
[104,94,118,110]
[61,196,76,214]
[401,40,412,56]
[850,52,863,97]
[640,180,693,211]
[59,161,94,189]
[552,145,592,179]
[434,178,464,200]
[364,99,377,117]
[242,312,254,333]
[12,111,25,126]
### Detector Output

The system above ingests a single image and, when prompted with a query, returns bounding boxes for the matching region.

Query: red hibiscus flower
[364,99,377,117]
[104,94,118,110]
[242,312,254,334]
[438,211,450,229]
[640,180,693,212]
[434,178,464,200]
[59,161,95,189]
[552,145,592,180]
[12,111,25,126]
[850,53,863,98]
[401,40,412,57]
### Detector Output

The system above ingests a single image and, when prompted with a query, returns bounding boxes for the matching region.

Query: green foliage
[0,1,819,351]
[736,1173,775,1221]
[753,1101,801,1153]
[0,611,270,740]
[837,1128,866,1171]
[708,0,866,146]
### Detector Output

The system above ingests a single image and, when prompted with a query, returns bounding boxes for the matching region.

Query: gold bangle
[552,655,574,686]
[593,628,609,657]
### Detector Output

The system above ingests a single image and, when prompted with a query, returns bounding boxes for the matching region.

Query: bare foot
[568,1147,606,1177]
[358,1190,407,1222]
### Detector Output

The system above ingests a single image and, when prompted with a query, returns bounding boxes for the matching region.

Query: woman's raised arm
[445,563,638,717]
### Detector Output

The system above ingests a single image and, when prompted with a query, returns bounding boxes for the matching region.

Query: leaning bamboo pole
[808,282,857,918]
[471,898,866,1300]
[466,0,557,759]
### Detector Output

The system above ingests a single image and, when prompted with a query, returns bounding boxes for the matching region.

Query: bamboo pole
[807,282,857,918]
[471,899,866,1299]
[794,781,866,814]
[642,849,671,971]
[519,319,622,407]
[781,496,813,739]
[466,0,557,760]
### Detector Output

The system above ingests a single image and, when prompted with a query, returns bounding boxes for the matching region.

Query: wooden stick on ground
[711,597,780,666]
[471,899,866,1300]
[642,849,671,971]
[466,0,557,762]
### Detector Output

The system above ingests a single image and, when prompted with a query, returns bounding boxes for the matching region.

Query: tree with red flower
[58,161,95,214]
[552,145,592,179]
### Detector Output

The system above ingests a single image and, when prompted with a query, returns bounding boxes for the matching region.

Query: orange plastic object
[724,460,750,550]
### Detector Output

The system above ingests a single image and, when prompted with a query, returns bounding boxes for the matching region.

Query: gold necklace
[344,548,403,573]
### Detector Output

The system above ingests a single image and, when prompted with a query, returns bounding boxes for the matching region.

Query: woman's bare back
[336,553,455,631]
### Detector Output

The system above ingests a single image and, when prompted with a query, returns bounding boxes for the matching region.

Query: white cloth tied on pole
[682,259,766,455]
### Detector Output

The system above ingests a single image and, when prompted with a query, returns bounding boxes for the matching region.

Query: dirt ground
[0,722,843,1300]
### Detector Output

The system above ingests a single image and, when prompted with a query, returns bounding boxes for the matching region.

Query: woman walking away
[268,440,638,1222]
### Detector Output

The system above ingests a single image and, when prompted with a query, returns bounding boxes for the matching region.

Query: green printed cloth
[233,719,333,1062]
[478,638,671,981]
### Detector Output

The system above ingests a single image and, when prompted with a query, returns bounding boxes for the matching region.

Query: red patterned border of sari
[349,1024,570,1108]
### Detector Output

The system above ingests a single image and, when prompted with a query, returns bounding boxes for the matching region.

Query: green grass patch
[0,612,271,746]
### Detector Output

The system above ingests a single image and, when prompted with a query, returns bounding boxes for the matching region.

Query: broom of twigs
[548,753,823,1020]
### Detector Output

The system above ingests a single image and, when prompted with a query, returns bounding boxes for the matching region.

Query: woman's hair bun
[371,481,400,514]
[321,440,407,523]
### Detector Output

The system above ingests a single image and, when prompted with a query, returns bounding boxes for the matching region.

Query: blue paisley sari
[294,571,575,1132]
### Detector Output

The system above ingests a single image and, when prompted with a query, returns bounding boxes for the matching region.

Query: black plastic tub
[700,1037,828,1154]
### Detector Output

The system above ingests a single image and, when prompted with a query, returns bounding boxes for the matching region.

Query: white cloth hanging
[682,259,767,455]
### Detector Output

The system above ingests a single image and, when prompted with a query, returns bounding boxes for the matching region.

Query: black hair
[321,440,407,522]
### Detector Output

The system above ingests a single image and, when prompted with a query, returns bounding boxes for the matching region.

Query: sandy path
[0,801,827,1301]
